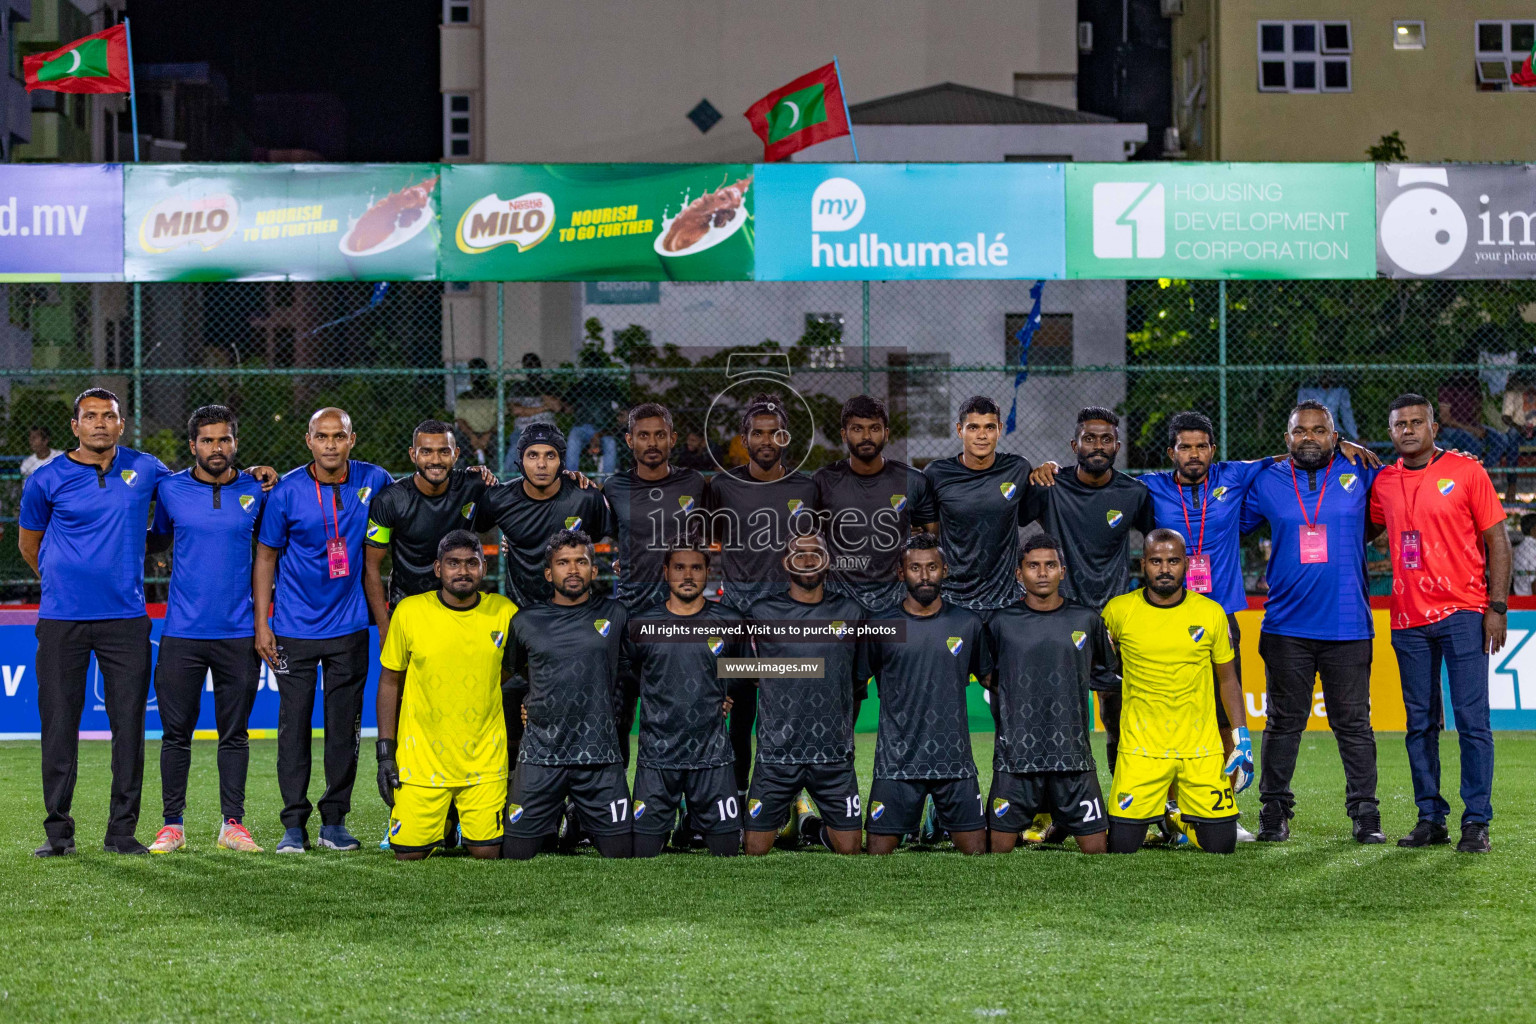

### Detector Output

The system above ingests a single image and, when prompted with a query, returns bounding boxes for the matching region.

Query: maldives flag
[1515,39,1536,87]
[23,24,131,94]
[744,62,852,161]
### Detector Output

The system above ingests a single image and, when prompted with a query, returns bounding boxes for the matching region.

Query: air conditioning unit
[1161,0,1184,15]
[1078,21,1093,54]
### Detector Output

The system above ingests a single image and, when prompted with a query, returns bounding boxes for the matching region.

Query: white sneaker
[1236,822,1257,843]
[148,824,185,854]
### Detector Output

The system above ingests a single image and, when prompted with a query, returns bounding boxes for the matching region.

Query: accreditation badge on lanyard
[1396,458,1435,571]
[1181,477,1212,592]
[1290,463,1328,564]
[316,477,349,578]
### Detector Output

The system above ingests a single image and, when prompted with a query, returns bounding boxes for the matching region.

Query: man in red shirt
[1369,394,1510,854]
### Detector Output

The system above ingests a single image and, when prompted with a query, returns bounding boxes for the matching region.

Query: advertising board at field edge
[0,163,123,281]
[1065,162,1376,280]
[752,162,1065,282]
[440,164,755,282]
[123,164,440,282]
[1376,163,1536,279]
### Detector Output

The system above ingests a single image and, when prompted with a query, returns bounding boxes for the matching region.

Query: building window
[887,352,951,439]
[1394,21,1425,50]
[443,93,472,158]
[1005,313,1074,375]
[1257,20,1352,93]
[1475,21,1536,90]
[443,0,472,24]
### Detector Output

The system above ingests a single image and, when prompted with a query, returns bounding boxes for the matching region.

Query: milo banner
[1377,163,1536,278]
[0,163,123,281]
[440,163,754,281]
[123,164,439,281]
[1065,162,1376,279]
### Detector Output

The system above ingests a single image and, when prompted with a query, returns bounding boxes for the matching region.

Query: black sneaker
[33,837,75,858]
[1256,803,1290,842]
[1352,810,1386,844]
[1456,822,1491,853]
[103,834,149,855]
[1397,819,1450,847]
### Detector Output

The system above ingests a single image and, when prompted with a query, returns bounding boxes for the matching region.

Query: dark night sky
[128,0,440,162]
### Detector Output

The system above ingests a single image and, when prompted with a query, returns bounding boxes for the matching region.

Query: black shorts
[866,776,985,835]
[745,758,861,832]
[632,764,741,836]
[506,762,631,839]
[987,769,1109,836]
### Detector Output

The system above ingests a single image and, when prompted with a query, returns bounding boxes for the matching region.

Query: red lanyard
[313,475,342,542]
[1178,476,1208,555]
[1289,462,1327,529]
[1396,450,1441,526]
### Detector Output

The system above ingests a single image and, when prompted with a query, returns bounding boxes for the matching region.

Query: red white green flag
[744,62,853,162]
[1514,39,1536,87]
[23,24,131,94]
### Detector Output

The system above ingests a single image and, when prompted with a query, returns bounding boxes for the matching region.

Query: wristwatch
[1489,601,1508,615]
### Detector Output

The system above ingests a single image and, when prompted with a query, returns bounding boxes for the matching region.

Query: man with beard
[984,535,1117,855]
[814,394,939,614]
[630,546,745,858]
[375,531,516,861]
[255,407,395,854]
[1240,400,1383,844]
[501,529,636,860]
[864,535,991,855]
[145,406,269,854]
[743,533,869,856]
[20,390,274,857]
[705,392,818,795]
[1102,529,1252,854]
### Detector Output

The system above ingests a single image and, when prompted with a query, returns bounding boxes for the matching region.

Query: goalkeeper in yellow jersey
[1101,529,1253,855]
[375,530,518,860]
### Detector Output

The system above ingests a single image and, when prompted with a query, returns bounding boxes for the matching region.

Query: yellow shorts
[1108,751,1237,824]
[388,778,508,852]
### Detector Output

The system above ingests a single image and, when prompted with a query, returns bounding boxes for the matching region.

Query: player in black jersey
[864,535,992,855]
[501,529,636,860]
[743,533,868,856]
[629,547,746,858]
[704,392,819,796]
[813,394,938,614]
[984,534,1117,854]
[923,396,1033,615]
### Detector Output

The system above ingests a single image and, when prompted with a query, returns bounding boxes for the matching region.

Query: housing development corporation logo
[1091,181,1165,259]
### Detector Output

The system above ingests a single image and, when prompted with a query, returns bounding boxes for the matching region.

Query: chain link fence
[5,276,1536,597]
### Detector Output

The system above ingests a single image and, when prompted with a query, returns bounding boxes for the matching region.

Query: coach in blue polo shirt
[1241,399,1382,846]
[145,405,269,855]
[17,389,171,856]
[254,407,394,855]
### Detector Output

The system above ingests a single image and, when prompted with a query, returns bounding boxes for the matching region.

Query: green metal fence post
[495,281,506,597]
[860,281,870,393]
[132,282,143,448]
[1217,279,1228,462]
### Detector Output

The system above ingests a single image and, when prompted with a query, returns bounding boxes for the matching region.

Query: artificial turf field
[1,734,1533,1023]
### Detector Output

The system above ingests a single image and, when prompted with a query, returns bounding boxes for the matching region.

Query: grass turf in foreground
[0,733,1533,1023]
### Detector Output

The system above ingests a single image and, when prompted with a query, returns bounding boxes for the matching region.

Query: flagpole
[123,17,140,162]
[832,55,858,163]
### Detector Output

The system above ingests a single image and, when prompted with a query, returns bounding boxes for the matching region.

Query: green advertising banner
[1065,163,1376,280]
[440,164,754,281]
[124,164,439,281]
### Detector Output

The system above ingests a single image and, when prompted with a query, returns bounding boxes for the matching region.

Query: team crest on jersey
[1211,486,1230,501]
[787,498,805,515]
[1188,625,1206,642]
[1106,509,1124,528]
[389,819,402,836]
[992,798,1011,818]
[490,630,505,648]
[564,515,582,530]
[1000,482,1017,501]
[946,636,964,656]
[120,469,139,486]
[239,494,256,512]
[507,804,524,823]
[890,494,907,512]
[1339,474,1358,493]
[357,486,373,504]
[707,636,724,655]
[678,495,696,512]
[1437,478,1455,496]
[461,502,476,520]
[1071,630,1087,650]
[747,799,763,819]
[1117,793,1133,811]
[869,801,885,821]
[632,801,646,820]
[829,620,849,638]
[594,619,612,637]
